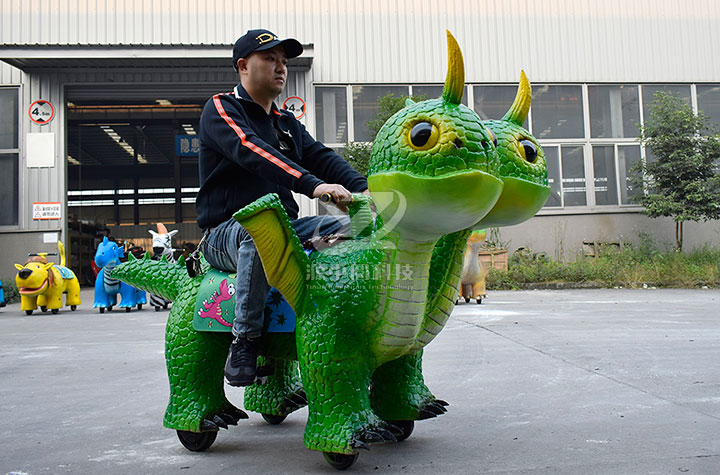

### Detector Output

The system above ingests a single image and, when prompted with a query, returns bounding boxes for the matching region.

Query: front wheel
[176,430,218,452]
[99,307,105,314]
[51,308,59,314]
[323,452,359,470]
[262,413,287,425]
[25,310,33,315]
[387,420,414,442]
[70,305,77,311]
[40,306,47,312]
[137,304,143,310]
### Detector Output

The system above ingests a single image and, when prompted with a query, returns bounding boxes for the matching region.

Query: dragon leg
[163,294,246,432]
[370,350,447,422]
[243,357,306,417]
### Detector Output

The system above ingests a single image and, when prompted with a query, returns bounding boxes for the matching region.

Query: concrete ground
[1,288,719,474]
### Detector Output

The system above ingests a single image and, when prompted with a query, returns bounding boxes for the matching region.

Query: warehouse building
[1,0,719,281]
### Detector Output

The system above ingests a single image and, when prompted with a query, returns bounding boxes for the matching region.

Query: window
[542,145,587,207]
[474,85,526,126]
[618,145,642,205]
[641,84,691,122]
[315,87,347,144]
[696,84,720,124]
[592,145,618,205]
[588,85,640,138]
[351,85,408,142]
[0,88,19,226]
[412,85,468,105]
[532,85,584,139]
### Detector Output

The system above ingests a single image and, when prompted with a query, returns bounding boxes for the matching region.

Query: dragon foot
[350,421,400,450]
[198,405,249,431]
[418,398,449,420]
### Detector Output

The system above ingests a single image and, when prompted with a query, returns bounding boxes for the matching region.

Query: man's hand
[313,183,353,212]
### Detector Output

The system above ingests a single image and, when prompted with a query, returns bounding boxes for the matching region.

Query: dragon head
[475,71,550,228]
[94,236,125,268]
[367,31,503,241]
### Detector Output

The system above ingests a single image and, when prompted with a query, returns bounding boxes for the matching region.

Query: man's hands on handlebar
[312,183,355,212]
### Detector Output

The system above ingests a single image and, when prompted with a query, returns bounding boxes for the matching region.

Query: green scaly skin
[370,73,550,423]
[112,34,548,457]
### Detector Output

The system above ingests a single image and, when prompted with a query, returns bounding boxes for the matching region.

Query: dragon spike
[143,251,151,260]
[442,30,464,105]
[177,255,186,267]
[160,254,168,263]
[157,223,168,234]
[128,252,137,261]
[405,98,416,107]
[502,70,532,126]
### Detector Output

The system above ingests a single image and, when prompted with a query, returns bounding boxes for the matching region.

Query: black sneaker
[225,336,259,387]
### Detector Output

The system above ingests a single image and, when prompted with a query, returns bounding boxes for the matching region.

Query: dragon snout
[18,268,32,279]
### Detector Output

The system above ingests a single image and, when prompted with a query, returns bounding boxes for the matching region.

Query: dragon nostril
[454,138,463,148]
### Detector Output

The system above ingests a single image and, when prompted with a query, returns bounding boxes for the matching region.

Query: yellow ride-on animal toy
[14,241,81,315]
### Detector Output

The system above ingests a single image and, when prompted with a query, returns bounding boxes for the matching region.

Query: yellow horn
[502,70,532,126]
[442,30,464,105]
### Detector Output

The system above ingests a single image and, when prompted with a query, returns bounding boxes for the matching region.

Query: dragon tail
[111,252,190,302]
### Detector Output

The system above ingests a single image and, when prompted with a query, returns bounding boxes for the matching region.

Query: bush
[1,279,20,304]
[486,245,720,289]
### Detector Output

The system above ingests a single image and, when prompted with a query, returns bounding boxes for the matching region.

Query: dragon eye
[519,139,537,163]
[485,127,498,147]
[409,122,438,150]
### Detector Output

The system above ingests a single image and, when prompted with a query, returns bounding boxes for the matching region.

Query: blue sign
[175,135,200,156]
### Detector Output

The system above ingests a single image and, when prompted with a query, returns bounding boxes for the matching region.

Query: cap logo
[256,33,277,45]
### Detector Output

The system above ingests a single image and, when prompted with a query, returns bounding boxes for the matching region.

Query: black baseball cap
[232,29,303,70]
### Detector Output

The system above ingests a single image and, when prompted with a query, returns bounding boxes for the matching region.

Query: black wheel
[99,307,105,314]
[464,296,470,303]
[137,304,143,310]
[71,305,77,311]
[163,303,169,309]
[387,420,414,442]
[25,310,33,315]
[40,306,47,312]
[108,306,113,312]
[262,413,287,425]
[176,430,218,452]
[125,307,131,313]
[323,452,359,470]
[155,306,161,312]
[51,308,59,314]
[476,298,482,304]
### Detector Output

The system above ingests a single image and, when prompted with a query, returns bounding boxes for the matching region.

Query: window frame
[0,86,21,229]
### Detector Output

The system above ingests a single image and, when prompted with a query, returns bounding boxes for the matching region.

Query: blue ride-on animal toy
[93,237,146,313]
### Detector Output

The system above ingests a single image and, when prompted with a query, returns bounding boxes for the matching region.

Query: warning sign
[282,96,306,119]
[28,100,55,125]
[32,202,62,220]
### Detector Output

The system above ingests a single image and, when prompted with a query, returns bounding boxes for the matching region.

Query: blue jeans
[202,214,350,338]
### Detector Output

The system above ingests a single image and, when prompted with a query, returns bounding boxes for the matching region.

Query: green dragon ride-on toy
[113,31,549,470]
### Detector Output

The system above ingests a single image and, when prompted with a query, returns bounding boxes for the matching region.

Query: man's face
[239,46,288,98]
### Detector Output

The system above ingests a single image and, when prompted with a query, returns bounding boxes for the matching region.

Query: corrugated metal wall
[2,0,719,82]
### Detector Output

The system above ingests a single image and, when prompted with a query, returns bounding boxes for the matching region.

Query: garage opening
[66,93,207,284]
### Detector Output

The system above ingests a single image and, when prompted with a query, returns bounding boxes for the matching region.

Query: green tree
[633,91,720,250]
[341,93,428,176]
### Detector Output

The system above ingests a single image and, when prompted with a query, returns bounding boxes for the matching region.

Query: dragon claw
[223,405,249,421]
[218,412,239,426]
[350,439,371,451]
[212,415,228,429]
[199,419,219,432]
[418,409,437,420]
[417,398,449,420]
[435,399,450,407]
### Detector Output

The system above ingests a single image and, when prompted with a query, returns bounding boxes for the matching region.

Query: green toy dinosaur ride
[112,31,549,470]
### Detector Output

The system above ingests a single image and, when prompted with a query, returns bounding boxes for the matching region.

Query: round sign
[28,100,55,125]
[282,96,306,119]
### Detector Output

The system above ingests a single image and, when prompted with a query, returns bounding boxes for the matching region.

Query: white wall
[2,0,719,83]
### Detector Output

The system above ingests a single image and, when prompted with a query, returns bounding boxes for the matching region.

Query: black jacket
[196,85,368,229]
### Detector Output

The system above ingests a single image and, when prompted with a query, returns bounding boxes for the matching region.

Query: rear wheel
[71,305,77,311]
[51,308,59,314]
[176,430,218,452]
[99,307,105,314]
[25,310,33,315]
[40,306,47,312]
[262,413,287,425]
[323,452,358,470]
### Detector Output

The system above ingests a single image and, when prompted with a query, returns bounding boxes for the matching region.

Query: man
[196,29,368,386]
